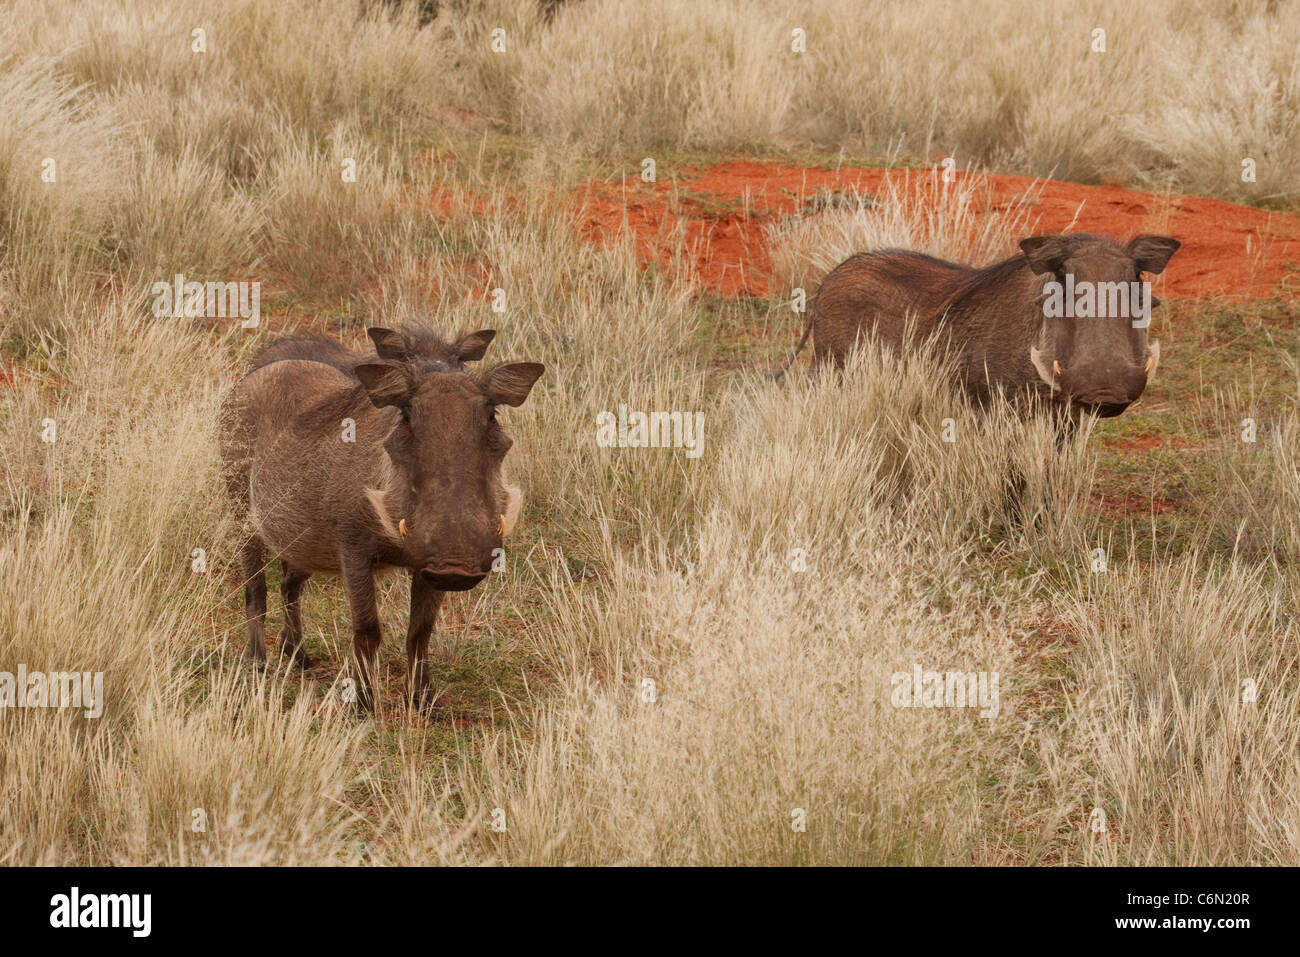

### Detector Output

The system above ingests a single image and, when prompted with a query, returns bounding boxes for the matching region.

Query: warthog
[780,233,1180,423]
[220,327,544,711]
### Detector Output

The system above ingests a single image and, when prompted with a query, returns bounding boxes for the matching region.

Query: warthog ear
[367,327,412,362]
[355,361,417,408]
[456,329,496,362]
[482,363,545,407]
[1127,235,1181,275]
[1019,236,1069,275]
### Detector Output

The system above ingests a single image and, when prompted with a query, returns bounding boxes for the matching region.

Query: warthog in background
[221,327,544,711]
[780,233,1180,424]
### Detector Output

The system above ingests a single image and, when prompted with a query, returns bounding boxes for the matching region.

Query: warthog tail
[773,302,816,380]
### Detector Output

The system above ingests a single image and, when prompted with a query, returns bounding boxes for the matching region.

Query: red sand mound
[576,161,1300,299]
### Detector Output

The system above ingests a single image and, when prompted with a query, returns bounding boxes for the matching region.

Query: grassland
[2,0,1299,865]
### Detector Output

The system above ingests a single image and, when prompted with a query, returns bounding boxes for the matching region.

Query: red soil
[576,161,1300,299]
[1089,489,1181,519]
[1102,432,1194,453]
[0,363,62,390]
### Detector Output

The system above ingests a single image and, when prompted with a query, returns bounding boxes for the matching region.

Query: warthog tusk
[399,518,408,539]
[1052,360,1061,376]
[497,515,506,536]
[1029,346,1059,392]
[500,481,523,536]
[364,486,400,542]
[1145,340,1160,378]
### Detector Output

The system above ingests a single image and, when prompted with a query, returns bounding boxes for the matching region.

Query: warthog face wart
[1022,234,1179,417]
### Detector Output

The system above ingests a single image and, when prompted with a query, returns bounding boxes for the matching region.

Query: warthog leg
[279,561,313,670]
[405,572,445,712]
[241,538,268,663]
[342,551,381,713]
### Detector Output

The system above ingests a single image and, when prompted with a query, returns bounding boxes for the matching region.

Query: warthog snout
[1033,348,1157,417]
[420,566,489,591]
[1066,364,1148,416]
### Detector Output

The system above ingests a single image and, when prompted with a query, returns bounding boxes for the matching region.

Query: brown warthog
[220,328,544,711]
[779,233,1180,422]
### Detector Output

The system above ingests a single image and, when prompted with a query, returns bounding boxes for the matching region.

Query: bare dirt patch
[576,161,1300,299]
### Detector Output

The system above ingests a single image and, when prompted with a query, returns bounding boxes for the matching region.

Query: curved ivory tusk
[501,483,523,536]
[399,518,408,539]
[1029,346,1059,391]
[365,486,402,543]
[1145,340,1160,378]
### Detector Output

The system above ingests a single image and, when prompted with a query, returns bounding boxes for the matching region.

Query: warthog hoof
[278,642,312,670]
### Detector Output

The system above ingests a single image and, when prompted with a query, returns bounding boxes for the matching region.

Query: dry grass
[2,0,1299,866]
[514,0,1300,203]
[766,168,1042,292]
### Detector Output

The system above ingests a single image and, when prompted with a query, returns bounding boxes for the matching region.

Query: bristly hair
[938,235,1110,314]
[393,326,462,374]
[247,335,360,375]
[366,324,469,374]
[244,326,487,441]
[245,325,460,379]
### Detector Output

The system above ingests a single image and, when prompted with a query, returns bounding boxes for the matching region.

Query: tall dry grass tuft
[0,0,471,341]
[1197,369,1300,564]
[1064,554,1300,864]
[0,58,128,340]
[766,168,1042,294]
[0,303,365,864]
